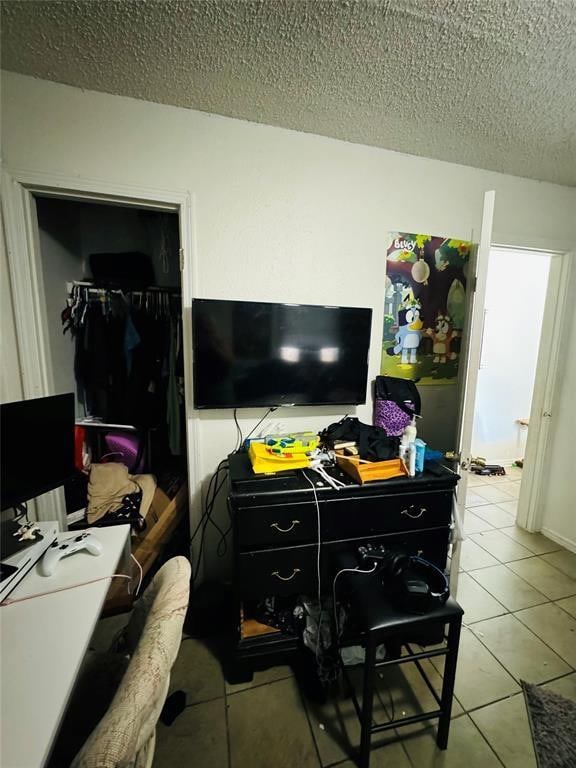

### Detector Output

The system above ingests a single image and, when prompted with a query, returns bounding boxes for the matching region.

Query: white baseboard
[541,526,576,555]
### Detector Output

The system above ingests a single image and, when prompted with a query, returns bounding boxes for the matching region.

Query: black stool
[336,569,463,768]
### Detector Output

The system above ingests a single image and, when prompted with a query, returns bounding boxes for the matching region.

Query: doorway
[1,168,199,535]
[466,246,552,530]
[32,194,189,526]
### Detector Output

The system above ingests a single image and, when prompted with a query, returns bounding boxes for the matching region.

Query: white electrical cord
[302,470,324,669]
[130,553,143,596]
[301,470,377,682]
[308,462,346,491]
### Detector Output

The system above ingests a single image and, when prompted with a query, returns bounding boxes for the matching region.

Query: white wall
[2,72,575,573]
[35,198,84,412]
[472,248,551,465]
[0,215,23,403]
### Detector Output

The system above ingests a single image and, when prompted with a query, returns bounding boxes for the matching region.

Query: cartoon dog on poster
[426,313,458,363]
[387,296,423,365]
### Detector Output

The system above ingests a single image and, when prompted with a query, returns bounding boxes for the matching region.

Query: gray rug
[522,680,576,768]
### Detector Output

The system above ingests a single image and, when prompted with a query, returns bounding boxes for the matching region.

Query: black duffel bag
[319,416,399,462]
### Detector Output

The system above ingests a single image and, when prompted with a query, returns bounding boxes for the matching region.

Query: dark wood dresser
[227,452,458,680]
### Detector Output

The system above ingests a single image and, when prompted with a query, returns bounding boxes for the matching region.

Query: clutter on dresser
[237,375,452,491]
[335,455,407,484]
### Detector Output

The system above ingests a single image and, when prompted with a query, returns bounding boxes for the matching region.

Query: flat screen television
[192,299,372,409]
[1,393,75,511]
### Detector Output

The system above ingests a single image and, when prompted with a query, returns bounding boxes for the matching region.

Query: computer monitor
[1,393,75,511]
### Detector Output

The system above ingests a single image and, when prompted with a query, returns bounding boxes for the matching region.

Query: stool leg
[437,617,462,750]
[359,635,377,768]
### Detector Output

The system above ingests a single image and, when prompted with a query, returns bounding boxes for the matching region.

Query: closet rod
[69,280,181,294]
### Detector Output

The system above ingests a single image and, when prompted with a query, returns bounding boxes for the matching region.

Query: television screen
[1,393,75,511]
[192,299,372,409]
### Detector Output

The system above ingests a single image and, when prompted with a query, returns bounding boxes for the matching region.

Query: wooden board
[102,481,188,615]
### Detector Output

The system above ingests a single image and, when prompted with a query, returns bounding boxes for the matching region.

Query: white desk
[0,525,131,768]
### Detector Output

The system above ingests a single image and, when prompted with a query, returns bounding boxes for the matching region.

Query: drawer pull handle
[271,568,301,582]
[401,506,426,519]
[270,520,300,533]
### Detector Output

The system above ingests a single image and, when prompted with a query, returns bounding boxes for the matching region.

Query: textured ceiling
[2,0,576,186]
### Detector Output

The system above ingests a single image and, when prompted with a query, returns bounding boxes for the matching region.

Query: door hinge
[471,276,477,293]
[179,248,184,271]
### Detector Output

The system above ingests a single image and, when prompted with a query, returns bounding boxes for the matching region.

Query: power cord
[233,409,243,452]
[14,502,29,523]
[191,406,281,581]
[130,553,143,596]
[243,406,278,445]
[233,406,278,453]
[302,469,338,682]
[191,459,229,582]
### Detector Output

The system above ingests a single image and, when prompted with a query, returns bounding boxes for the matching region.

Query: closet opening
[34,195,189,547]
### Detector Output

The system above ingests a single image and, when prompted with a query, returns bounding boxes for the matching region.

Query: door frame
[512,247,573,532]
[450,190,495,588]
[1,167,201,536]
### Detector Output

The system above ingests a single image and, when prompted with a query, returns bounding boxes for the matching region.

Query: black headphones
[359,546,449,614]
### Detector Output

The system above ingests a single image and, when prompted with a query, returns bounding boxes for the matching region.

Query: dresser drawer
[321,490,452,541]
[236,501,317,550]
[325,526,451,571]
[237,526,450,601]
[238,544,317,599]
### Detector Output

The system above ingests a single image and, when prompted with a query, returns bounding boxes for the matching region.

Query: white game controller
[40,532,103,577]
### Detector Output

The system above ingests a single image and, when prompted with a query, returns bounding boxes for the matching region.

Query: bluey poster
[381,232,472,385]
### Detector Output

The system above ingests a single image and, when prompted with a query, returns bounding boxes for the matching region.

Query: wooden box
[336,455,407,484]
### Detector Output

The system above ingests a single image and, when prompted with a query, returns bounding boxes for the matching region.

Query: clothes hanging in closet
[62,285,184,455]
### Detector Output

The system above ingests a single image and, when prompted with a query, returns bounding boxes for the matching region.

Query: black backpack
[373,376,421,437]
[319,417,399,462]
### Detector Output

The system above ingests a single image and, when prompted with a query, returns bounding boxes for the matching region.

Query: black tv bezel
[191,298,373,410]
[0,393,76,511]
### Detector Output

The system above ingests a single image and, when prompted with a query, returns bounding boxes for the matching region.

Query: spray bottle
[400,417,417,476]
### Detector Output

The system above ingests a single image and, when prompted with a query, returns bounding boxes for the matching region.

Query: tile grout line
[501,556,576,600]
[182,692,227,709]
[552,599,576,622]
[469,533,534,562]
[223,684,232,768]
[467,713,507,768]
[429,583,576,709]
[464,666,576,719]
[225,673,294,696]
[463,610,574,690]
[296,681,324,768]
[495,526,562,554]
[466,564,550,607]
[510,610,576,672]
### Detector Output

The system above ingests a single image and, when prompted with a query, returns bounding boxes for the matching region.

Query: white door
[517,250,573,533]
[450,190,496,584]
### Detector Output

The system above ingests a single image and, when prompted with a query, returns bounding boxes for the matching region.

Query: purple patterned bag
[374,376,421,437]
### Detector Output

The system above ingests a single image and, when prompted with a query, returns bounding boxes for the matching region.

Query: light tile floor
[152,469,576,768]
